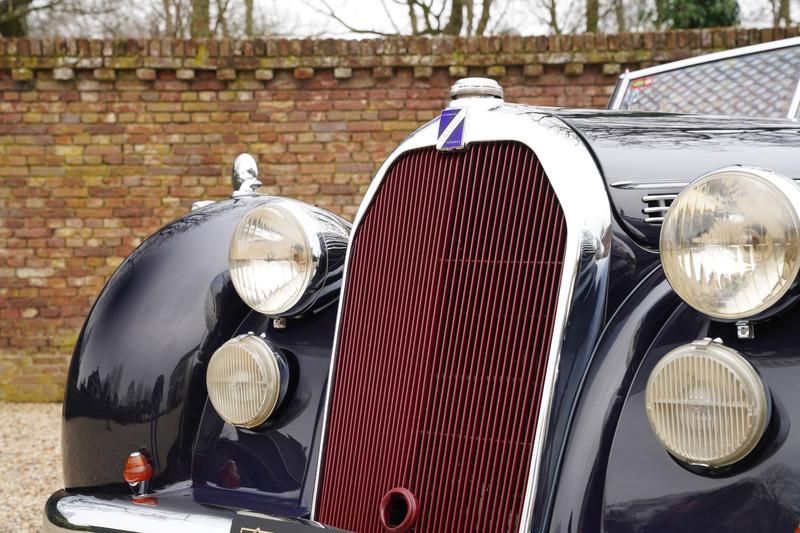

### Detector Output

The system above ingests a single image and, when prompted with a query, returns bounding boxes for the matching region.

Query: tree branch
[0,0,67,25]
[404,0,419,33]
[307,0,400,37]
[442,0,464,34]
[476,0,491,35]
[379,0,401,33]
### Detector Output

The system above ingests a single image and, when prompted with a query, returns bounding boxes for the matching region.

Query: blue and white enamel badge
[436,107,467,151]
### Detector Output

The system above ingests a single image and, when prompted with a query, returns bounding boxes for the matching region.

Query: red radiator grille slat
[317,142,567,533]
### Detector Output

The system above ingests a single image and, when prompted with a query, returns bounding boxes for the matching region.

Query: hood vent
[642,193,677,224]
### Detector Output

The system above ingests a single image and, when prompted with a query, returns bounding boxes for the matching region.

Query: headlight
[229,199,349,316]
[645,339,768,468]
[660,166,800,319]
[206,334,285,428]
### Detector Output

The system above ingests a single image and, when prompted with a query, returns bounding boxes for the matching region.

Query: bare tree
[213,0,232,35]
[541,0,562,33]
[245,0,254,35]
[190,0,210,37]
[586,0,599,31]
[151,0,189,38]
[2,0,127,36]
[528,0,584,35]
[612,0,625,31]
[476,0,492,34]
[312,0,503,37]
[0,0,34,35]
[771,0,791,26]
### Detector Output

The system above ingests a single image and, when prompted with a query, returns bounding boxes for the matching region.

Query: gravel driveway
[0,402,62,533]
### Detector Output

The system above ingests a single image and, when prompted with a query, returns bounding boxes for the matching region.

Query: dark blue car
[45,38,800,533]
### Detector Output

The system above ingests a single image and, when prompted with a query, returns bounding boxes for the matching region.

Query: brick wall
[1,27,796,401]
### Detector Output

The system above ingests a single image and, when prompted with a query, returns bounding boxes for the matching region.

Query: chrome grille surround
[311,101,613,532]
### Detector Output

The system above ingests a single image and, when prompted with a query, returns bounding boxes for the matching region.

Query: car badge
[436,107,467,151]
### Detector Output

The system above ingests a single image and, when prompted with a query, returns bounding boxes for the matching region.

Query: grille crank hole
[379,487,419,532]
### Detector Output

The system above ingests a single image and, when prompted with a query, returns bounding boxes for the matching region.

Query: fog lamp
[660,166,800,319]
[206,334,284,428]
[645,339,768,467]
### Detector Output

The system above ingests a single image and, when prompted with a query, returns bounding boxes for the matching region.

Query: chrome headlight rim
[229,197,331,317]
[645,339,769,468]
[206,334,285,429]
[660,165,800,321]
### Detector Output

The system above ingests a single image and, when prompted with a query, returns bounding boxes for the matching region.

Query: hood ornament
[232,153,262,197]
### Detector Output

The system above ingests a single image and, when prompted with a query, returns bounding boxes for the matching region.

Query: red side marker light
[123,452,153,485]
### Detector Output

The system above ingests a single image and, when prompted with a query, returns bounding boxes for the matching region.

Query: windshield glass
[612,44,800,119]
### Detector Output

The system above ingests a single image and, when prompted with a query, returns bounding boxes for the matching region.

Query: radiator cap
[450,77,504,100]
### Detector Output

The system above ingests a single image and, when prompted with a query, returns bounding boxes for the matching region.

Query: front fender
[547,268,681,531]
[62,199,253,489]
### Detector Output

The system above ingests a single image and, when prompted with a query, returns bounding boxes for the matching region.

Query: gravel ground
[0,402,62,533]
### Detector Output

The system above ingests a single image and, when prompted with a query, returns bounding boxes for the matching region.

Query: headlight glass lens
[207,335,282,428]
[645,340,768,468]
[661,168,800,319]
[230,203,318,316]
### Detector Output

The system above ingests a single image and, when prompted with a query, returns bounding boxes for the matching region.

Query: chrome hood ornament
[232,153,262,197]
[450,77,504,100]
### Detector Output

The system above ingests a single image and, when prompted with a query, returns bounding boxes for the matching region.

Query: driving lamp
[229,199,349,317]
[660,166,800,320]
[645,339,768,468]
[206,335,285,428]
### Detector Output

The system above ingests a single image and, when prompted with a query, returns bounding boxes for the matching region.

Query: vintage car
[44,37,800,533]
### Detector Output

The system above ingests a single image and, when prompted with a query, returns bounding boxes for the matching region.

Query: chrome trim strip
[615,179,800,190]
[608,70,630,110]
[643,206,670,214]
[644,216,666,224]
[788,73,800,119]
[611,180,688,190]
[608,37,800,111]
[309,102,612,533]
[642,193,678,202]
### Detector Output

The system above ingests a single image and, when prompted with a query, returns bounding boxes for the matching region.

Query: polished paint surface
[62,199,255,490]
[192,304,338,518]
[556,111,800,246]
[62,195,340,519]
[604,301,800,533]
[547,269,681,532]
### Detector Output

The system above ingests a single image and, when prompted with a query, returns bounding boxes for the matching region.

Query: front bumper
[46,488,342,533]
[44,488,337,533]
[44,489,235,533]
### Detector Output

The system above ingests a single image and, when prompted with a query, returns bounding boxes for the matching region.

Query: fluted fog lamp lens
[660,167,800,319]
[645,341,768,467]
[230,203,318,316]
[207,335,281,428]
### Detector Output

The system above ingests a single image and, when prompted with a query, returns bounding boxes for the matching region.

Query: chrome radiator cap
[450,77,504,100]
